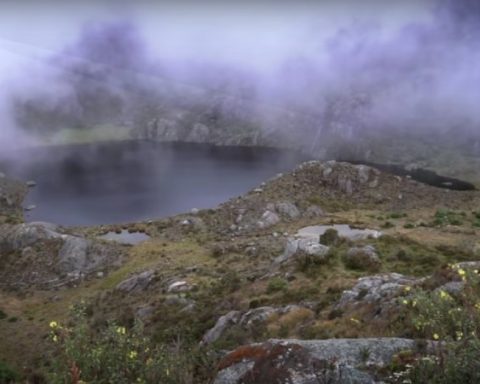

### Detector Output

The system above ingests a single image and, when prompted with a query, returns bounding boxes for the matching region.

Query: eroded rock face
[214,338,429,384]
[0,222,124,289]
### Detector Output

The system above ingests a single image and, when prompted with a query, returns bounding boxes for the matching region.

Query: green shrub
[433,209,463,226]
[391,265,480,383]
[0,310,6,320]
[0,361,19,384]
[319,229,340,246]
[48,304,214,384]
[266,277,288,294]
[389,212,407,219]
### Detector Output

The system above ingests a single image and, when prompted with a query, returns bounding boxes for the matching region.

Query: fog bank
[0,0,479,161]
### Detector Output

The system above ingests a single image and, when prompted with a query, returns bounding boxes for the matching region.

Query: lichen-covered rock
[135,304,155,321]
[275,202,300,219]
[116,270,155,293]
[214,338,429,384]
[343,245,381,271]
[336,273,420,311]
[202,306,313,346]
[275,237,330,264]
[0,222,124,289]
[201,311,241,345]
[0,222,64,253]
[57,236,90,273]
[257,210,280,229]
[167,280,192,293]
[304,205,325,218]
[179,216,205,231]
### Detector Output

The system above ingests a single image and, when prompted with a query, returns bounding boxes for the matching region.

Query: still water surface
[2,141,307,226]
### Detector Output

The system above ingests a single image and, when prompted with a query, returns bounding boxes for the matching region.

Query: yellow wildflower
[433,333,440,340]
[49,321,58,329]
[404,286,411,292]
[52,335,58,343]
[439,290,449,300]
[475,303,480,310]
[456,331,464,341]
[458,268,466,276]
[128,351,138,360]
[116,326,126,335]
[402,299,409,305]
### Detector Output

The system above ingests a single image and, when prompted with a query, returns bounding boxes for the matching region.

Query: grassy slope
[1,201,479,373]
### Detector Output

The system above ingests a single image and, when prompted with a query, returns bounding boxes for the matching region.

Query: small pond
[296,224,382,241]
[98,230,150,245]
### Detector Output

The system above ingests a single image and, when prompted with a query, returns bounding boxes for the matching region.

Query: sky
[0,1,433,73]
[2,0,479,152]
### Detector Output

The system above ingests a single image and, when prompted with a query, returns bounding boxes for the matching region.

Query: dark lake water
[1,141,308,226]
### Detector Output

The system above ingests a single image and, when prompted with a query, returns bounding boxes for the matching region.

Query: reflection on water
[99,230,150,245]
[1,141,307,226]
[296,224,382,241]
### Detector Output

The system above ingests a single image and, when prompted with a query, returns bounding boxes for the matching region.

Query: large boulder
[201,311,242,345]
[275,237,330,264]
[57,236,90,273]
[275,202,300,219]
[0,222,124,289]
[343,245,381,271]
[201,306,313,346]
[214,338,432,384]
[336,273,420,312]
[257,210,280,229]
[0,222,63,253]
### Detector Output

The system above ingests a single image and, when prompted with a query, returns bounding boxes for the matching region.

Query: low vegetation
[388,265,480,383]
[47,304,215,384]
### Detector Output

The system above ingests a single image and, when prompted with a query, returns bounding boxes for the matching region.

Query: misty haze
[1,1,480,383]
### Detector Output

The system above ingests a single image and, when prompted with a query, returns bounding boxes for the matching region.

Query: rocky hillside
[1,161,480,383]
